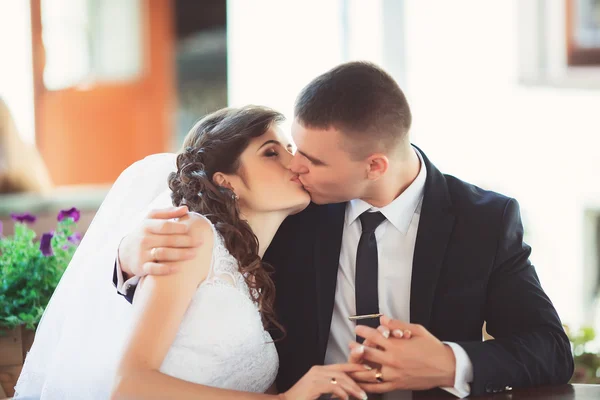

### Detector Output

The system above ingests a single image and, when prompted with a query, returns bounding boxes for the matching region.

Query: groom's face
[290,119,370,204]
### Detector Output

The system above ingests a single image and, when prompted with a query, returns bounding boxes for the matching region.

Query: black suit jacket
[115,147,573,396]
[263,148,573,396]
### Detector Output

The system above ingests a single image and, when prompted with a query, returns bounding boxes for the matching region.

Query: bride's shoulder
[180,212,215,248]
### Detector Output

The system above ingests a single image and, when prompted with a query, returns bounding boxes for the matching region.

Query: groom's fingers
[142,261,178,275]
[325,363,370,373]
[147,233,201,250]
[348,342,366,364]
[355,326,390,350]
[380,315,419,337]
[147,246,197,263]
[348,341,391,366]
[358,381,397,394]
[349,370,385,383]
[145,219,189,235]
[147,206,189,220]
[347,342,380,377]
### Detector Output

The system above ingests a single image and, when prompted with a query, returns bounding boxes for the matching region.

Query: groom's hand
[118,206,202,277]
[348,316,456,393]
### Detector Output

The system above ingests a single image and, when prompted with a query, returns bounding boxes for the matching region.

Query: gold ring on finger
[375,370,384,383]
[151,247,158,263]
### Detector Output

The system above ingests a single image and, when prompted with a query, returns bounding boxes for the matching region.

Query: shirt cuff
[115,256,140,295]
[440,342,473,398]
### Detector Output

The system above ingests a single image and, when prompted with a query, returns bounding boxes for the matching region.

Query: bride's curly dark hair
[168,106,285,335]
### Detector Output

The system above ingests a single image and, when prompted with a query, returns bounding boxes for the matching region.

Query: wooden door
[30,0,175,185]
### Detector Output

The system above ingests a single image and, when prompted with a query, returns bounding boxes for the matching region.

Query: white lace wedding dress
[15,156,278,398]
[16,216,279,398]
[155,215,279,392]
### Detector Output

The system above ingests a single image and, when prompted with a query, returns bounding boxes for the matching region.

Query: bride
[15,106,367,400]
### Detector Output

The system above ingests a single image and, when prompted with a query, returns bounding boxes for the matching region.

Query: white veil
[14,153,178,399]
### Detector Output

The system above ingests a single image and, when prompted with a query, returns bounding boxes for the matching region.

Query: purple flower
[11,213,37,224]
[68,232,82,244]
[57,207,80,222]
[40,232,54,256]
[62,245,70,251]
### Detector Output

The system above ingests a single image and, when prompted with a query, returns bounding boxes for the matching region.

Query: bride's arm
[110,213,278,400]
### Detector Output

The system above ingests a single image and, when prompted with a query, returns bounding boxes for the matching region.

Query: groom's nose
[289,153,309,174]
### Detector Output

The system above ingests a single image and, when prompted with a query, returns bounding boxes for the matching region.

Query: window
[518,0,600,88]
[567,0,600,66]
[584,208,600,332]
[41,0,142,90]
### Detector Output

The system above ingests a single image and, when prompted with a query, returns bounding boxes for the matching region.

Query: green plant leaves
[0,216,79,331]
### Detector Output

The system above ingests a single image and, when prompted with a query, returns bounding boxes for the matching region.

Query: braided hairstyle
[168,106,286,335]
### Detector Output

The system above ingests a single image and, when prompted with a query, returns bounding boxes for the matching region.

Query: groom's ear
[366,154,389,180]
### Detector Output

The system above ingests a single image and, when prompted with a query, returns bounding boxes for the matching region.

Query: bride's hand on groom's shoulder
[118,206,203,278]
[280,364,368,400]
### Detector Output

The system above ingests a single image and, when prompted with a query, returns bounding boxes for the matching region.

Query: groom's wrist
[439,344,457,387]
[117,236,134,279]
[116,252,132,281]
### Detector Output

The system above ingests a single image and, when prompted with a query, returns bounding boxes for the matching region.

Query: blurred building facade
[1,0,599,336]
[227,0,600,337]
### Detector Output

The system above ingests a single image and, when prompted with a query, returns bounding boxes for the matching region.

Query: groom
[113,62,573,397]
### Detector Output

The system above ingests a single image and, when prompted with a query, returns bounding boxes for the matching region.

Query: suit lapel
[309,147,455,358]
[314,202,346,363]
[410,147,455,329]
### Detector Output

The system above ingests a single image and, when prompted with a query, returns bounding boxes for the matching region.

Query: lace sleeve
[200,225,247,291]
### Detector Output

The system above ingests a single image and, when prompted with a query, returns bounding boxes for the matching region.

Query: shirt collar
[346,147,427,235]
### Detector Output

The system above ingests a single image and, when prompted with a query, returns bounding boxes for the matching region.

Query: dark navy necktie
[355,211,386,343]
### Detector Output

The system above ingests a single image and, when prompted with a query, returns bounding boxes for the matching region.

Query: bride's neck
[240,210,287,258]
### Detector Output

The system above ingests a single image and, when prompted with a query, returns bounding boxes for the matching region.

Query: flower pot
[0,325,35,397]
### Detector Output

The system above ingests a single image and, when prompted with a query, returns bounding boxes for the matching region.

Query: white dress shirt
[324,148,472,398]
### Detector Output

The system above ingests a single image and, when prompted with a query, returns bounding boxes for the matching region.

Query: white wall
[227,0,345,128]
[404,0,600,330]
[0,1,35,144]
[227,0,404,129]
[227,0,600,329]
